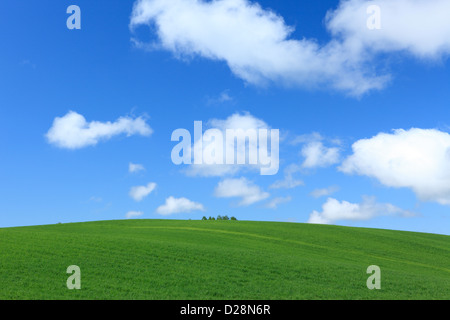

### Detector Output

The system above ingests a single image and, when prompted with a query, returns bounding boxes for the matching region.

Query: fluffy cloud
[308,196,412,224]
[156,196,205,215]
[46,111,152,149]
[340,128,450,205]
[129,162,145,173]
[301,141,340,169]
[125,211,144,219]
[185,112,279,177]
[214,177,269,206]
[294,132,341,169]
[326,0,450,59]
[129,0,385,95]
[130,0,450,95]
[129,182,157,202]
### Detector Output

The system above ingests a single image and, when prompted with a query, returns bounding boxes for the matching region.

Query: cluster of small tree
[202,215,237,221]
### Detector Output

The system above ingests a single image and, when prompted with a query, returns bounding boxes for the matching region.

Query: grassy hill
[0,219,448,300]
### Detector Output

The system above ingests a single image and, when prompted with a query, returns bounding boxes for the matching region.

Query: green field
[0,219,449,300]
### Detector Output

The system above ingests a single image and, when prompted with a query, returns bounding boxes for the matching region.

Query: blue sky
[1,0,450,235]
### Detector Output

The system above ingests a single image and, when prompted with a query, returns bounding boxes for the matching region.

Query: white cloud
[185,112,279,177]
[269,164,303,189]
[326,0,450,59]
[309,186,340,198]
[129,0,386,96]
[291,132,341,169]
[301,141,340,169]
[129,182,157,202]
[46,111,152,149]
[125,211,144,219]
[308,196,412,225]
[265,196,292,209]
[130,0,450,96]
[156,196,205,215]
[214,177,269,206]
[129,162,145,173]
[340,128,450,205]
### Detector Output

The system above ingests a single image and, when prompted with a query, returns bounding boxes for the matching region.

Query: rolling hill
[0,219,448,300]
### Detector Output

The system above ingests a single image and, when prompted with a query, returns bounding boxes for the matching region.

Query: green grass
[0,219,449,299]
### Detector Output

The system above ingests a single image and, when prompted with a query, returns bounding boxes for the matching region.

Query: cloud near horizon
[214,177,270,206]
[340,128,450,205]
[125,211,144,219]
[156,196,205,215]
[308,196,413,224]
